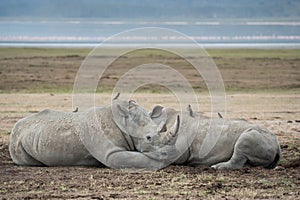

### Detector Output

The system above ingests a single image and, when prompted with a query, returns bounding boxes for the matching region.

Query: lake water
[0,19,299,48]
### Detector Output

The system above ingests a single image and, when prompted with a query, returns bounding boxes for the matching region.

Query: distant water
[0,19,299,48]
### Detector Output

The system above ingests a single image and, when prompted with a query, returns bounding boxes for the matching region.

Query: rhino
[9,99,180,169]
[146,105,281,169]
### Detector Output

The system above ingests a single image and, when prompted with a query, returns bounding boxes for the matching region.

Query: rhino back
[85,107,130,148]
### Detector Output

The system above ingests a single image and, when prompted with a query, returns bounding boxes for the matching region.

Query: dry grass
[0,48,299,93]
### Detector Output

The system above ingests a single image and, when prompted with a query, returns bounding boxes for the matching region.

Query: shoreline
[1,42,300,49]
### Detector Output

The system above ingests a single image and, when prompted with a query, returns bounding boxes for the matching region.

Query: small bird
[113,92,120,100]
[73,107,79,113]
[187,104,194,118]
[218,112,223,119]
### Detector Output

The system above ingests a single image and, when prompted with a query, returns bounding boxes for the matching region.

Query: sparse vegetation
[0,48,299,93]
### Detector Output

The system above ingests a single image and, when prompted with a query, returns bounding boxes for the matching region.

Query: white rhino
[9,99,179,169]
[147,105,281,169]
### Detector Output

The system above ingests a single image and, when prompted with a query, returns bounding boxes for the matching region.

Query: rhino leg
[212,129,279,169]
[106,150,168,170]
[211,150,247,170]
[9,137,44,166]
[9,121,44,166]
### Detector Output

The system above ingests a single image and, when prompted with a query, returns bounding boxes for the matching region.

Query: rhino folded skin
[9,100,174,170]
[149,106,282,169]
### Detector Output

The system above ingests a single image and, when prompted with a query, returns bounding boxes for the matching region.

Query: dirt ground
[0,48,299,199]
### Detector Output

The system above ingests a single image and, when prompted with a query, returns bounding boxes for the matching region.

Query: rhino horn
[161,115,180,143]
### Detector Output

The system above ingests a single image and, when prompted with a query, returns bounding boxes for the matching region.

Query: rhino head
[112,100,180,158]
[135,104,180,156]
[139,114,180,152]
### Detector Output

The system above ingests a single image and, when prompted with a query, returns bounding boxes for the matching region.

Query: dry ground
[0,48,299,199]
[0,48,299,93]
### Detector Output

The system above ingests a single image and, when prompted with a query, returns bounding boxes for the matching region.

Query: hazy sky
[0,0,299,20]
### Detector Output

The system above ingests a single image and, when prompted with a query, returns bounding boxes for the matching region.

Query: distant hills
[0,0,299,20]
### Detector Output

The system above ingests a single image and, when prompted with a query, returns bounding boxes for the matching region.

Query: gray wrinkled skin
[149,106,281,169]
[9,100,174,169]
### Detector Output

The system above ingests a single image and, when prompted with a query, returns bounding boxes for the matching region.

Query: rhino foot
[211,155,248,170]
[211,162,235,170]
[211,162,244,170]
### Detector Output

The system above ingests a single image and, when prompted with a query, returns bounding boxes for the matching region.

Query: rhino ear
[116,104,129,118]
[128,100,138,110]
[149,105,164,118]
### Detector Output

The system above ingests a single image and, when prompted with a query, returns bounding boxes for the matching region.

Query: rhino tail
[266,147,281,169]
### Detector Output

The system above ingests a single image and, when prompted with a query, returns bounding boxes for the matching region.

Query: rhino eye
[146,135,152,141]
[139,121,146,126]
